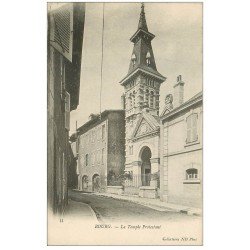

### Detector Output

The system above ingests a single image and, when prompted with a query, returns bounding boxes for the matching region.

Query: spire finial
[138,2,148,31]
[141,2,145,12]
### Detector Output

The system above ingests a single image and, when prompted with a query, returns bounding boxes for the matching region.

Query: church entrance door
[140,146,152,186]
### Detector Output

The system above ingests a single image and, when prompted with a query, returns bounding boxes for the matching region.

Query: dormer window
[131,53,136,66]
[146,51,151,66]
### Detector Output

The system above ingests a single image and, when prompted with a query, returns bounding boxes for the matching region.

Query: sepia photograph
[47,2,203,245]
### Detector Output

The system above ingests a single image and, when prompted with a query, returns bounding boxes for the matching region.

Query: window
[49,4,74,62]
[145,89,149,105]
[133,91,136,107]
[85,154,89,166]
[131,53,136,66]
[150,91,154,108]
[101,148,105,164]
[92,153,94,165]
[186,113,198,143]
[128,94,132,109]
[146,51,151,66]
[186,168,198,180]
[102,124,106,140]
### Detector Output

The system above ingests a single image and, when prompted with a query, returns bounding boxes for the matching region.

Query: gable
[131,113,160,140]
[134,118,153,137]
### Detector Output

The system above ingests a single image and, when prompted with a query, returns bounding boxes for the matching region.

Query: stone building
[76,110,125,192]
[160,76,203,208]
[118,4,202,207]
[120,4,166,197]
[47,3,85,214]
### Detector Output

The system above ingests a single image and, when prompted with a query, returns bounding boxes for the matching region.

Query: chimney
[121,94,125,110]
[88,113,98,120]
[173,75,185,107]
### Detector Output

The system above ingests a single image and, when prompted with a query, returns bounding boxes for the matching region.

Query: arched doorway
[140,146,152,186]
[92,174,101,192]
[82,175,88,190]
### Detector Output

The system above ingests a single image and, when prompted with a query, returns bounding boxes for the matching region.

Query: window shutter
[65,91,70,130]
[187,116,191,143]
[49,4,73,62]
[192,114,198,141]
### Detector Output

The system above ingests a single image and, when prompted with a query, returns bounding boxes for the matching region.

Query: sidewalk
[91,192,202,216]
[64,199,99,223]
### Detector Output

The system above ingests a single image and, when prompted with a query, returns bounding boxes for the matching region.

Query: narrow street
[68,189,201,224]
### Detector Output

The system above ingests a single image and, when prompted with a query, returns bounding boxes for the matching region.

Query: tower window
[131,53,136,66]
[145,89,149,105]
[85,154,89,166]
[133,91,136,107]
[150,91,154,108]
[146,51,151,66]
[129,93,133,109]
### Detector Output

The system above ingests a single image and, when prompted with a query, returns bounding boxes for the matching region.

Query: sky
[70,2,202,133]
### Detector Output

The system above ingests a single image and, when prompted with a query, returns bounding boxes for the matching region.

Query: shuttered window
[49,4,73,62]
[186,113,198,143]
[65,91,70,130]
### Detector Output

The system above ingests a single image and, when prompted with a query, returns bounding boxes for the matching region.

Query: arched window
[145,89,149,105]
[150,91,154,108]
[85,154,89,166]
[146,51,151,66]
[186,168,198,180]
[133,91,136,107]
[129,93,133,109]
[131,53,136,67]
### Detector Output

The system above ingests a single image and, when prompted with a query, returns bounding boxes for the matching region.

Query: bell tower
[120,3,166,137]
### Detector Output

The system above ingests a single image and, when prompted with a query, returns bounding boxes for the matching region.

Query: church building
[119,4,202,207]
[120,4,166,197]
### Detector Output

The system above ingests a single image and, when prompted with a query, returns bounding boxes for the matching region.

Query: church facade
[119,4,202,207]
[120,4,166,197]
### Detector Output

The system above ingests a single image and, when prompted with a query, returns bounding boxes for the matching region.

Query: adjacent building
[76,110,125,192]
[160,80,203,208]
[47,3,85,214]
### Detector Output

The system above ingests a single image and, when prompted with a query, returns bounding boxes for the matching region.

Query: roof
[77,109,125,135]
[120,66,166,85]
[142,112,160,128]
[138,3,148,32]
[67,3,86,111]
[161,91,203,121]
[120,3,166,85]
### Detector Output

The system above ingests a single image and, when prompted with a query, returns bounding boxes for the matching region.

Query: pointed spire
[138,3,148,31]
